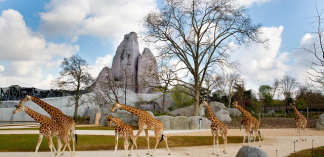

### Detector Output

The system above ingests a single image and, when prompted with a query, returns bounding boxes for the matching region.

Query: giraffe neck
[23,105,51,125]
[205,103,220,123]
[293,106,302,117]
[236,105,251,118]
[30,95,61,116]
[112,117,124,128]
[120,104,142,117]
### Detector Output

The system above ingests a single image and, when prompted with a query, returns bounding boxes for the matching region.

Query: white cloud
[39,0,157,48]
[230,26,290,92]
[89,54,113,78]
[238,0,272,7]
[0,9,79,89]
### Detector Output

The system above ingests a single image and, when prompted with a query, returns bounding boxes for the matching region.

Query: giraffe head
[20,95,32,104]
[233,101,239,108]
[199,100,208,108]
[107,115,113,127]
[289,102,296,109]
[13,103,25,114]
[111,102,122,113]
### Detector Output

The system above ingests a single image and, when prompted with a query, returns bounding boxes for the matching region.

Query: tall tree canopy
[143,0,265,115]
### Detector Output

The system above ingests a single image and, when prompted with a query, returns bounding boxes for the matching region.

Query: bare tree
[143,0,265,115]
[215,72,242,108]
[279,75,299,113]
[53,54,94,116]
[302,6,324,89]
[202,70,219,102]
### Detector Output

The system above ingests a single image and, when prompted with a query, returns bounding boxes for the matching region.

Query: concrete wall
[0,93,98,122]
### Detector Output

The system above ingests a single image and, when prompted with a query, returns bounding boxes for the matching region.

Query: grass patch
[286,146,324,157]
[0,126,139,131]
[0,134,253,152]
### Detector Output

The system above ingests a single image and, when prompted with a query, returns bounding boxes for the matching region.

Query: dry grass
[0,134,254,152]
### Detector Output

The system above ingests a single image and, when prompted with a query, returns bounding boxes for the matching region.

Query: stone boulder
[189,116,211,130]
[268,110,276,117]
[156,115,172,130]
[236,146,268,157]
[215,110,232,123]
[170,116,191,130]
[170,105,205,116]
[228,108,242,116]
[111,110,138,126]
[316,114,324,130]
[209,101,227,112]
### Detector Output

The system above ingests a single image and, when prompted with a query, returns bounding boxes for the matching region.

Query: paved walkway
[1,125,324,157]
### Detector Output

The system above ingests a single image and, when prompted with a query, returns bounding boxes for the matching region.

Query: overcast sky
[0,0,323,94]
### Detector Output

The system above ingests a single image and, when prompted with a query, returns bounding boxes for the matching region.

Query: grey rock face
[236,146,268,157]
[208,101,232,123]
[111,110,138,126]
[268,110,275,117]
[189,116,211,130]
[156,115,172,130]
[170,105,205,116]
[170,116,191,130]
[228,108,242,116]
[137,48,160,93]
[316,114,324,130]
[111,32,140,93]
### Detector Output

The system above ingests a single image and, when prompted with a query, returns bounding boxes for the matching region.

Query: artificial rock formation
[96,32,159,94]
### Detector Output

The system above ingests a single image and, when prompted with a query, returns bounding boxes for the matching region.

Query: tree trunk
[74,96,79,117]
[193,88,200,116]
[228,98,232,108]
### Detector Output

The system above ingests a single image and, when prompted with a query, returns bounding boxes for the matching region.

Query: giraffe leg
[56,137,62,157]
[163,134,171,155]
[124,137,129,157]
[65,139,73,157]
[46,136,54,157]
[144,130,150,155]
[151,129,161,157]
[258,130,262,147]
[34,134,43,157]
[114,135,119,157]
[130,135,140,157]
[243,132,246,146]
[71,125,76,156]
[61,143,67,155]
[304,124,307,141]
[253,130,256,146]
[222,131,227,154]
[216,134,219,156]
[212,132,215,155]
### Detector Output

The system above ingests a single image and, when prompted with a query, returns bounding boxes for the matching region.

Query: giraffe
[199,100,227,156]
[107,115,140,157]
[290,102,307,142]
[13,103,73,157]
[19,95,76,155]
[111,102,171,156]
[233,101,261,147]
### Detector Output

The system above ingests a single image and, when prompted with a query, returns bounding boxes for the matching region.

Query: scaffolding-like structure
[0,85,66,101]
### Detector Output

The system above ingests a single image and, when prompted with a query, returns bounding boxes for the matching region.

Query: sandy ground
[0,127,323,157]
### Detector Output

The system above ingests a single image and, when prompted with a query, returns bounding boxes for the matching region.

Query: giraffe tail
[75,134,78,144]
[159,134,164,143]
[130,139,133,145]
[258,130,261,139]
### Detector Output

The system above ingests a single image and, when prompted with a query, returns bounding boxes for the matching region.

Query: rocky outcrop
[170,105,205,116]
[111,32,140,93]
[316,114,324,130]
[137,48,159,93]
[236,146,268,157]
[209,101,232,123]
[156,116,211,130]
